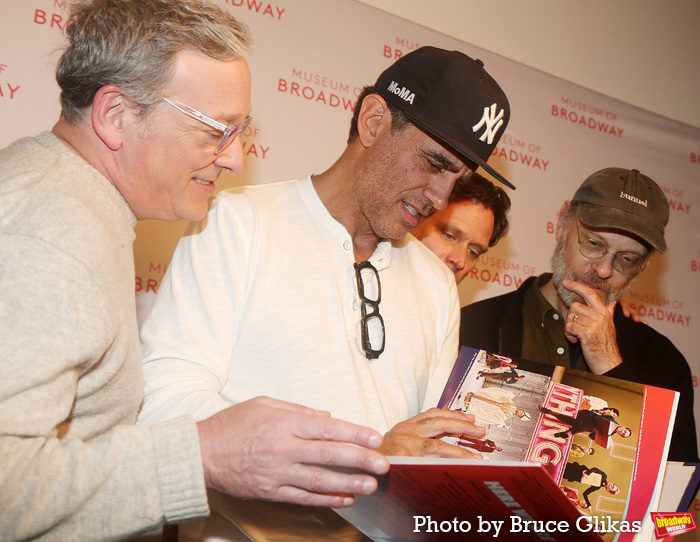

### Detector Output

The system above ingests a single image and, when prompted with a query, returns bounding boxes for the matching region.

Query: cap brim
[407,115,515,190]
[578,204,666,253]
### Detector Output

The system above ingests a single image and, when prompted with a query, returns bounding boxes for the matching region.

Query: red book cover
[337,347,678,542]
[337,456,604,542]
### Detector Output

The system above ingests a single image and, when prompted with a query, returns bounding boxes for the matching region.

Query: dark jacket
[548,409,616,440]
[460,275,698,463]
[563,462,608,507]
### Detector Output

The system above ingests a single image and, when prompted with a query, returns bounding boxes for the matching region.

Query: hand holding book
[378,408,486,459]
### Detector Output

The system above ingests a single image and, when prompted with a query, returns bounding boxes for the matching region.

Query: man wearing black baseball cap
[351,45,513,190]
[140,45,512,464]
[460,167,698,463]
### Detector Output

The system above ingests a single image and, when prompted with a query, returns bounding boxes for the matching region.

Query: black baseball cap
[572,167,669,253]
[375,46,513,189]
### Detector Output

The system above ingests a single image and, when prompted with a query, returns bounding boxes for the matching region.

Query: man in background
[0,1,389,539]
[459,167,698,462]
[138,46,514,456]
[411,172,511,284]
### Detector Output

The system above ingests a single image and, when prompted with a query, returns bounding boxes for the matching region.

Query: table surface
[177,490,372,542]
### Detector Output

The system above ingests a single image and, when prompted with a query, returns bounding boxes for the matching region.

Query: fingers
[565,307,590,344]
[618,298,648,325]
[423,407,477,423]
[561,279,605,309]
[380,409,486,457]
[292,410,386,453]
[561,279,609,340]
[417,438,483,460]
[564,309,582,343]
[380,430,484,459]
[245,400,390,474]
[419,407,478,426]
[619,298,632,318]
[197,398,390,506]
[261,484,356,508]
[422,415,486,440]
[281,461,381,499]
[566,294,615,331]
[244,396,387,453]
[391,409,483,440]
[284,436,390,475]
[220,462,379,508]
[563,299,623,374]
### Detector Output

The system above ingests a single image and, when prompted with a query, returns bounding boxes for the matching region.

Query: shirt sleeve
[0,420,208,541]
[421,273,461,410]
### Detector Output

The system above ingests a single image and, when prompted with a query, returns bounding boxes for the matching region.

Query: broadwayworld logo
[650,512,697,538]
[387,81,415,104]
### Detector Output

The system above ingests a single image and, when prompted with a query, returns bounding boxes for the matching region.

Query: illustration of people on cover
[560,486,591,512]
[569,443,595,457]
[462,388,531,427]
[540,406,634,449]
[476,366,526,384]
[437,347,671,541]
[562,462,621,512]
[455,435,502,453]
[447,352,545,454]
[480,352,517,370]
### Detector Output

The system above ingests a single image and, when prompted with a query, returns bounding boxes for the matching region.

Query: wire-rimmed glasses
[354,261,385,360]
[575,221,648,275]
[162,98,252,154]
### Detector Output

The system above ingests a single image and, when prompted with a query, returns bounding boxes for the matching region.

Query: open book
[336,347,681,542]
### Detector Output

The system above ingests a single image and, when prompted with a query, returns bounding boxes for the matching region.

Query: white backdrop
[2,0,699,515]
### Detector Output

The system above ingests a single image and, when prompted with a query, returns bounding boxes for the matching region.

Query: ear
[555,201,572,242]
[91,85,129,151]
[356,93,390,148]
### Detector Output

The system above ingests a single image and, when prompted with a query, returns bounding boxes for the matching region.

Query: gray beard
[550,233,634,308]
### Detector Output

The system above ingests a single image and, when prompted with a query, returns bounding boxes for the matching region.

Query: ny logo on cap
[472,103,505,144]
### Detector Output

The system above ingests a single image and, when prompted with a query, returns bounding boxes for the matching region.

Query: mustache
[571,269,613,293]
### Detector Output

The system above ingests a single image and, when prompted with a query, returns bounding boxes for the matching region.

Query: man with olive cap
[460,167,698,463]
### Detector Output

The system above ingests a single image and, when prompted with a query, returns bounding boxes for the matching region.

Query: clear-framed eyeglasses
[162,98,252,154]
[354,261,385,360]
[575,221,648,275]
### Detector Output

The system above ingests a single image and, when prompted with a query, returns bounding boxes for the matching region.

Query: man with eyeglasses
[139,47,513,458]
[459,167,698,463]
[0,1,391,540]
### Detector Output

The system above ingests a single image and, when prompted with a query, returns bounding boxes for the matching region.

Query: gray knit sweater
[0,132,208,541]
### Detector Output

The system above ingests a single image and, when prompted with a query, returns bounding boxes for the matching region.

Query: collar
[297,175,392,269]
[38,131,138,231]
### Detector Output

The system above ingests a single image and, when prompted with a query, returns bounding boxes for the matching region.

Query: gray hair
[57,0,252,123]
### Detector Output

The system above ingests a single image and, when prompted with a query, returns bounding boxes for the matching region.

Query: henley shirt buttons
[552,313,560,320]
[343,241,351,250]
[353,301,359,311]
[556,347,565,355]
